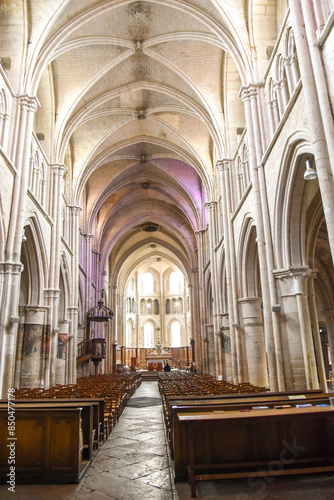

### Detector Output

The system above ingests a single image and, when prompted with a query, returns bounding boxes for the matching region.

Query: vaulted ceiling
[1,0,282,283]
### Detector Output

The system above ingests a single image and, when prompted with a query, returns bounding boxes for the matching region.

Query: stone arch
[170,319,182,347]
[143,319,156,348]
[238,216,260,298]
[20,216,48,306]
[275,134,314,268]
[126,317,135,347]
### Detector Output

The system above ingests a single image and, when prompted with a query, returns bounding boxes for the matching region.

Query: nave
[1,381,334,500]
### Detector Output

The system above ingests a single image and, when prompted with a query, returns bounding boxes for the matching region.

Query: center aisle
[74,381,179,500]
[75,381,334,500]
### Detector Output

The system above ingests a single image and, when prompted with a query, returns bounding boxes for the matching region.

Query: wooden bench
[164,390,325,433]
[0,399,105,460]
[178,406,334,498]
[0,407,86,484]
[169,391,330,481]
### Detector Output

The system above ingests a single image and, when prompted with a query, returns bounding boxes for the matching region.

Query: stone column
[47,163,67,387]
[298,0,334,170]
[205,324,216,376]
[14,306,25,388]
[220,314,232,381]
[312,0,330,30]
[189,269,202,370]
[283,57,295,94]
[273,81,285,117]
[217,160,239,382]
[0,108,9,147]
[275,267,318,390]
[0,262,23,396]
[112,341,117,373]
[67,307,79,384]
[240,86,278,391]
[5,95,39,263]
[194,230,207,372]
[205,201,222,377]
[111,284,118,348]
[0,95,39,397]
[56,319,70,385]
[266,100,276,138]
[84,234,94,314]
[307,271,327,391]
[19,306,49,388]
[44,289,60,388]
[239,298,268,387]
[68,205,81,383]
[290,0,334,267]
[322,309,334,374]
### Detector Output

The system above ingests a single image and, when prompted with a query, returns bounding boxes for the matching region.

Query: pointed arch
[20,215,48,306]
[238,215,260,298]
[274,133,314,268]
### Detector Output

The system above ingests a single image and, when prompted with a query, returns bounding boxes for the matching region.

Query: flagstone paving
[1,381,334,499]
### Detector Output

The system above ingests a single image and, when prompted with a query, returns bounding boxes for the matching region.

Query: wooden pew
[165,390,326,439]
[0,407,86,484]
[177,405,334,498]
[0,399,103,460]
[170,391,331,481]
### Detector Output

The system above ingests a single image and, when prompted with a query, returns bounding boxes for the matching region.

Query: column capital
[205,201,217,212]
[216,159,231,171]
[18,94,40,113]
[239,82,262,100]
[83,233,94,242]
[70,205,82,216]
[23,305,49,313]
[44,288,61,300]
[273,266,314,295]
[194,229,206,239]
[51,163,67,176]
[0,261,24,274]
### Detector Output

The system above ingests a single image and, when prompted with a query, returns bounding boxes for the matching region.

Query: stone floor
[1,381,334,499]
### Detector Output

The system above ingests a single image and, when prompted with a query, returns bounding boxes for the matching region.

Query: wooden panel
[15,417,44,470]
[176,407,334,497]
[0,407,83,484]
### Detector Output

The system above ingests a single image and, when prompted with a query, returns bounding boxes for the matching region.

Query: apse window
[169,272,180,293]
[171,320,181,347]
[144,322,154,348]
[143,272,154,294]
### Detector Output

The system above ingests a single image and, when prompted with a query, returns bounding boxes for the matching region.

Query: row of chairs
[158,372,269,398]
[14,372,142,439]
[158,372,269,433]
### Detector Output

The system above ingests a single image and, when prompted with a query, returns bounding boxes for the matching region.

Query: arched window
[169,272,179,293]
[143,272,154,294]
[140,298,146,314]
[144,322,154,348]
[171,321,181,347]
[147,299,152,312]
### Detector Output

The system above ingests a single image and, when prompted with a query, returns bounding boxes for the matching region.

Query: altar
[146,340,171,371]
[147,360,164,371]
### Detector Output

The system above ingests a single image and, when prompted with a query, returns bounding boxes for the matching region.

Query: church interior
[1,1,334,498]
